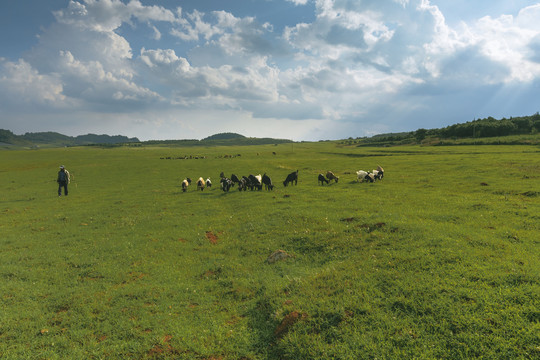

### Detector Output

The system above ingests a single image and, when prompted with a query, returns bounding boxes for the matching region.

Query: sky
[1,0,540,141]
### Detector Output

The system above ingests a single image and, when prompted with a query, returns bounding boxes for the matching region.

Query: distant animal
[376,165,384,180]
[231,174,241,186]
[206,178,212,188]
[181,179,190,192]
[241,176,252,191]
[356,170,374,183]
[238,177,248,191]
[220,177,232,192]
[248,174,263,190]
[197,177,206,191]
[283,170,298,187]
[318,173,329,185]
[369,166,384,180]
[326,171,339,183]
[262,173,274,190]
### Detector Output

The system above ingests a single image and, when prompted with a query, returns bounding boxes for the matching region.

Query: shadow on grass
[245,288,284,359]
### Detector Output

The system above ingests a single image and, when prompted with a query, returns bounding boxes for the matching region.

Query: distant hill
[0,129,139,148]
[0,129,292,148]
[202,132,246,141]
[145,133,292,147]
[75,133,140,145]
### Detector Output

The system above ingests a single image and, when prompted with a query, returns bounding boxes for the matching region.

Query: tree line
[346,113,540,145]
[433,113,540,139]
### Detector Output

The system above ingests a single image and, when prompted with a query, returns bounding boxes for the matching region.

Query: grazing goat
[376,165,384,179]
[238,177,248,191]
[248,174,263,190]
[206,178,212,188]
[356,170,374,183]
[220,177,232,192]
[283,170,298,187]
[231,174,241,186]
[318,173,329,185]
[370,166,384,180]
[262,173,274,190]
[197,177,206,191]
[326,171,339,183]
[181,179,190,192]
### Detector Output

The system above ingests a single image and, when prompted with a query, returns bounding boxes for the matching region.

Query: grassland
[1,142,539,359]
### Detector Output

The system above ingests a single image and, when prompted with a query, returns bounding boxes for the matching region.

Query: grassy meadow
[1,142,539,359]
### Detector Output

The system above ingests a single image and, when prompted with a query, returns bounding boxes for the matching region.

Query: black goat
[318,173,329,185]
[262,173,274,190]
[283,170,298,187]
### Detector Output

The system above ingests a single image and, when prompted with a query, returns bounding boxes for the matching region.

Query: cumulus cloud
[0,58,65,107]
[139,48,279,103]
[59,50,161,105]
[468,4,540,83]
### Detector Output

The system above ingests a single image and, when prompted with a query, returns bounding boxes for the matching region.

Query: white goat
[356,170,374,183]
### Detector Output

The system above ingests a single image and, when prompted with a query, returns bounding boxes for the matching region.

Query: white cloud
[151,25,162,40]
[139,48,279,103]
[286,0,309,5]
[59,50,161,104]
[54,0,176,32]
[0,58,65,107]
[468,4,540,83]
[170,9,226,41]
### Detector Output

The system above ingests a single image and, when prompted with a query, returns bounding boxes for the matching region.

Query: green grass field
[1,143,539,359]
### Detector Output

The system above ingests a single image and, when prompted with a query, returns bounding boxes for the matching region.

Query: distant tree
[512,117,532,133]
[415,128,427,142]
[0,129,16,143]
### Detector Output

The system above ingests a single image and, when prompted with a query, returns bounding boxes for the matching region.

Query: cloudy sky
[1,0,540,141]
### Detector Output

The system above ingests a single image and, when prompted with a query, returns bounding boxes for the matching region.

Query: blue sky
[1,0,540,141]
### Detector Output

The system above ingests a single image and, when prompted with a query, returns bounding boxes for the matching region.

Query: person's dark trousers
[58,181,68,196]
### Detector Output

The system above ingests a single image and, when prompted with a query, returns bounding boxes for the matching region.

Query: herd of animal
[180,166,383,192]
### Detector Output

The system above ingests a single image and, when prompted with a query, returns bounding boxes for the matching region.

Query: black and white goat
[220,177,233,192]
[356,170,374,183]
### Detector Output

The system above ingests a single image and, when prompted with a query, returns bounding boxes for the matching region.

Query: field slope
[1,142,539,359]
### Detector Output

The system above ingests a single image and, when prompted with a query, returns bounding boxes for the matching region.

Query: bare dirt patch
[274,311,308,338]
[206,231,218,244]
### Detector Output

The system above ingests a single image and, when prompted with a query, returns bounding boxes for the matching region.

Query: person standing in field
[57,165,70,196]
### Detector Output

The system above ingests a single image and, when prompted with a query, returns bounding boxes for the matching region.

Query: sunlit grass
[0,143,539,359]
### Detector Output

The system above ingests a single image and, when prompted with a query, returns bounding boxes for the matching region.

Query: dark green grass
[1,143,539,359]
